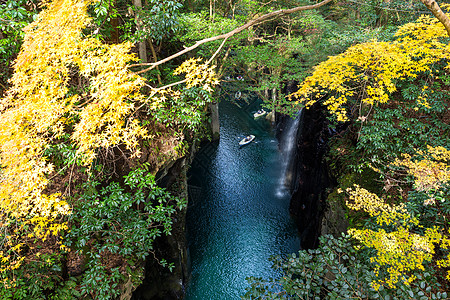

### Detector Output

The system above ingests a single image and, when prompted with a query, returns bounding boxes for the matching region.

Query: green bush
[244,234,444,300]
[0,167,186,300]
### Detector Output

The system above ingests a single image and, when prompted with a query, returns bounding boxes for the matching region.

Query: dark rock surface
[131,156,191,300]
[277,103,334,249]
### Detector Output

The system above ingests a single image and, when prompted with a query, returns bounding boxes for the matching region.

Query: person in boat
[244,135,252,142]
[257,109,264,114]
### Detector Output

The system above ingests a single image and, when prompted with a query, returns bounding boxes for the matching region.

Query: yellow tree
[0,0,219,275]
[344,146,450,287]
[292,8,450,291]
[1,0,340,293]
[0,0,145,273]
[291,10,450,122]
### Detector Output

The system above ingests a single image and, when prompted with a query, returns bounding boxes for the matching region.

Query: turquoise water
[185,98,300,299]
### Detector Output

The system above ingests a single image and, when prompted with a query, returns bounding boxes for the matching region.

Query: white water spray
[275,110,303,198]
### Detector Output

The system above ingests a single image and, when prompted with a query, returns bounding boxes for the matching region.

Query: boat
[253,109,267,119]
[239,135,255,147]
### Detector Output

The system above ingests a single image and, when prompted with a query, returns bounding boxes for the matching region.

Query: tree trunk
[148,38,162,85]
[354,1,360,20]
[272,87,277,103]
[186,0,194,12]
[419,0,450,36]
[375,0,391,27]
[110,16,120,43]
[209,0,213,20]
[264,88,269,102]
[110,0,119,43]
[133,0,148,62]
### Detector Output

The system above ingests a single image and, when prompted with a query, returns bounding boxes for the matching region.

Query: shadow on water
[186,97,300,299]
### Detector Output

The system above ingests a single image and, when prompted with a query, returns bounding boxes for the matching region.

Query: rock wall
[131,156,191,300]
[277,103,334,249]
[130,98,219,300]
[130,131,206,300]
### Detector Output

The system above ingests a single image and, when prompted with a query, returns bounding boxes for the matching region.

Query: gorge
[185,96,301,299]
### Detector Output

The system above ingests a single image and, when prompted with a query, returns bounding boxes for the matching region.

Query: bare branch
[131,0,333,74]
[207,37,228,64]
[151,78,188,91]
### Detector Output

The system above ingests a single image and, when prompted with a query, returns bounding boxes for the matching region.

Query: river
[185,97,300,299]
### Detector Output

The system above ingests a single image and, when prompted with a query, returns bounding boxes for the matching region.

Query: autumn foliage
[0,0,146,271]
[293,10,450,293]
[292,13,450,122]
[0,0,218,293]
[2,0,450,297]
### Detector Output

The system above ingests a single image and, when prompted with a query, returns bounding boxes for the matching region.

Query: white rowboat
[239,135,255,147]
[253,109,267,119]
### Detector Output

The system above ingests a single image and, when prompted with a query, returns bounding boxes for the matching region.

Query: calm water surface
[186,98,300,299]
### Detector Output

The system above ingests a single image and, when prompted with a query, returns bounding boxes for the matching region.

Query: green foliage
[406,185,450,229]
[230,37,306,115]
[65,166,186,299]
[178,11,242,41]
[87,0,119,40]
[153,86,213,131]
[244,234,375,299]
[351,70,450,173]
[0,0,39,87]
[43,140,82,168]
[327,0,423,28]
[244,234,444,300]
[0,246,78,300]
[137,0,182,42]
[177,11,244,59]
[85,0,183,43]
[115,0,182,43]
[0,165,186,299]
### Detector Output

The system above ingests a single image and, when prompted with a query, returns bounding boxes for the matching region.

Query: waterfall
[185,99,301,299]
[275,109,303,197]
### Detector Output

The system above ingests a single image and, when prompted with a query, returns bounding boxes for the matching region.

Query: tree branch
[207,37,228,64]
[131,0,333,74]
[150,78,188,91]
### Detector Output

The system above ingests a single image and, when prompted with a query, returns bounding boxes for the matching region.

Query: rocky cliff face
[130,133,206,300]
[131,155,192,300]
[276,103,334,249]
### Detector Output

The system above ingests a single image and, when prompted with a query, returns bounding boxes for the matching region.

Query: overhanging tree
[2,0,450,298]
